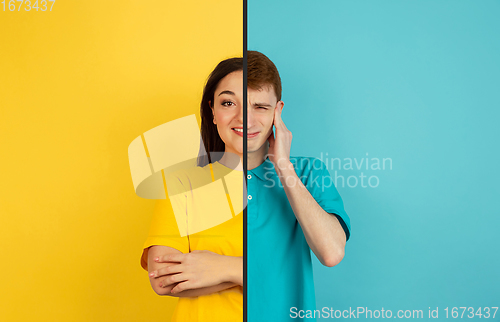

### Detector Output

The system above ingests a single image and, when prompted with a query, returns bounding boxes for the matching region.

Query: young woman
[140,57,244,321]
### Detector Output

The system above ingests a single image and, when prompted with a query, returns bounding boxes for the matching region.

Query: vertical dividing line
[243,0,248,321]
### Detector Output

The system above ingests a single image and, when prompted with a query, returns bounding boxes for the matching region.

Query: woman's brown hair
[197,57,243,167]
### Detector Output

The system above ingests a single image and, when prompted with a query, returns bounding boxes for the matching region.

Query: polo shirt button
[247,174,252,179]
[248,195,252,200]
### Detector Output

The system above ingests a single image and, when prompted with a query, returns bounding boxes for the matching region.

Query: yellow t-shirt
[141,161,243,322]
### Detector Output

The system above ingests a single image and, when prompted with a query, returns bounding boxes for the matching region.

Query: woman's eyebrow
[217,90,235,96]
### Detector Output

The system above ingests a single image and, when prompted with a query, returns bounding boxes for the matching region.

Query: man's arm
[276,163,346,267]
[267,102,346,267]
[147,245,240,297]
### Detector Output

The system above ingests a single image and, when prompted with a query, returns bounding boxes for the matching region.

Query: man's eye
[258,106,267,110]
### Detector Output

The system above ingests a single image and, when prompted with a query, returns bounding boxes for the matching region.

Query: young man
[246,50,351,321]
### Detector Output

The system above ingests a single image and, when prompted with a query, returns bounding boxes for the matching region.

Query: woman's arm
[147,245,241,297]
[168,282,239,298]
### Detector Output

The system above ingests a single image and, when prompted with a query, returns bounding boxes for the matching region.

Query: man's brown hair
[247,50,282,101]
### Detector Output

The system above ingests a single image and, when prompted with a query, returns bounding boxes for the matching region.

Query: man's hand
[150,250,242,294]
[267,101,293,176]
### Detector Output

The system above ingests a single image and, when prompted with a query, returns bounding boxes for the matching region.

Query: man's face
[247,85,279,155]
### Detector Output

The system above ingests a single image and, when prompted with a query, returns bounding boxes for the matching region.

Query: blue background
[249,0,500,319]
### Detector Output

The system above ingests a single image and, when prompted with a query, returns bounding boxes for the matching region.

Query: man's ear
[277,100,284,111]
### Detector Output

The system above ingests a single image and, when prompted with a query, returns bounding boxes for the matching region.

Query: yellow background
[0,1,242,321]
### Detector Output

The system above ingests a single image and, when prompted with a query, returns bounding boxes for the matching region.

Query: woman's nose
[236,104,244,123]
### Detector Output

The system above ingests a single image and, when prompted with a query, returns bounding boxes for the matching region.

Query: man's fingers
[274,106,281,129]
[267,128,275,144]
[275,104,292,136]
[274,102,284,127]
[277,104,289,132]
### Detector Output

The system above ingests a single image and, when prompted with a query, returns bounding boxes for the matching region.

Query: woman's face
[211,70,244,157]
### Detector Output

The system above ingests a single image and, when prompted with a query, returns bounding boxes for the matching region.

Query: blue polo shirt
[247,156,351,321]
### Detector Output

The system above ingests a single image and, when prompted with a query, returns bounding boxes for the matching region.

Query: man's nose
[246,104,255,130]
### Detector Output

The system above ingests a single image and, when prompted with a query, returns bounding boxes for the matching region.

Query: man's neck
[248,142,269,170]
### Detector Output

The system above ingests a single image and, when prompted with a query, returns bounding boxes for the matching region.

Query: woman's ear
[209,101,216,124]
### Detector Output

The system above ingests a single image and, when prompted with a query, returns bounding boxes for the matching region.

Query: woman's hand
[267,102,293,176]
[150,250,242,294]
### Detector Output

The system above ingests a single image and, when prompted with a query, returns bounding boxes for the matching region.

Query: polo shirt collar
[248,156,276,181]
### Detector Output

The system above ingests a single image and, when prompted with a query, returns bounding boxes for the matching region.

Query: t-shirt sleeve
[140,175,190,271]
[305,158,351,242]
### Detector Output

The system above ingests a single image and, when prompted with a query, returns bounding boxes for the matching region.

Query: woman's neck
[218,152,243,171]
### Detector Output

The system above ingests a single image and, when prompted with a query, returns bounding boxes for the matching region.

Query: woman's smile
[231,127,259,138]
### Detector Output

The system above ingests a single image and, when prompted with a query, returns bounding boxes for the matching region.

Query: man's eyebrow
[217,90,235,96]
[251,102,273,107]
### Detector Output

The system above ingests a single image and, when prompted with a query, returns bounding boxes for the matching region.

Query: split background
[0,1,242,321]
[1,0,499,321]
[248,0,500,316]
